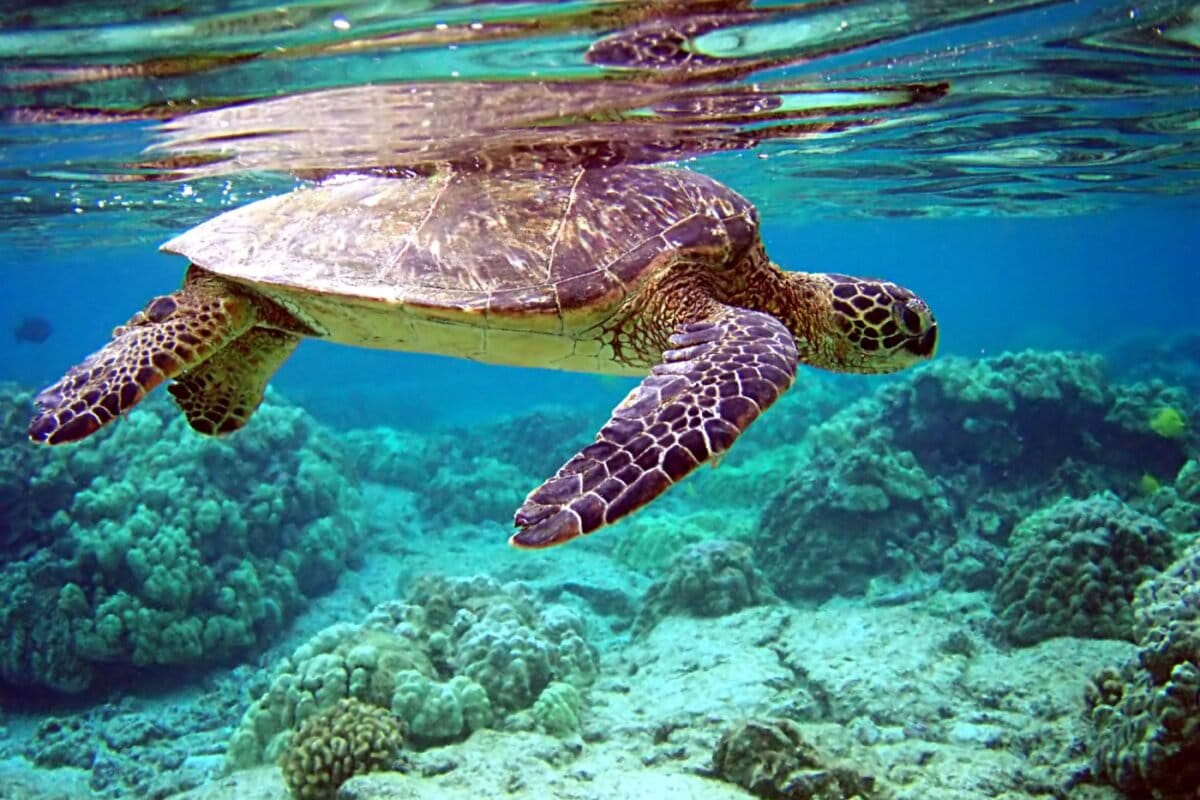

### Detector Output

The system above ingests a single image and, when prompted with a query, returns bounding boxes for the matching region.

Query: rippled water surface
[2,0,1198,256]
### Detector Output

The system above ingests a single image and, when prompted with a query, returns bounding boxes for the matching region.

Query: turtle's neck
[720,248,845,369]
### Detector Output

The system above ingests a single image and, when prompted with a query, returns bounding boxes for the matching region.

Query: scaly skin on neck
[598,240,935,377]
[697,246,847,371]
[750,266,867,372]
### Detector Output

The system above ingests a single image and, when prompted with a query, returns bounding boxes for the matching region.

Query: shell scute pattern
[546,270,625,316]
[486,285,561,317]
[167,167,757,322]
[545,168,752,299]
[661,212,729,253]
[420,172,564,294]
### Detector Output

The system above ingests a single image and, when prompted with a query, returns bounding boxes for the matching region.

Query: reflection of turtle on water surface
[28,165,937,547]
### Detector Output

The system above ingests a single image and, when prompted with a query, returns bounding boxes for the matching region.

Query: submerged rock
[711,718,877,800]
[634,539,778,635]
[21,683,237,799]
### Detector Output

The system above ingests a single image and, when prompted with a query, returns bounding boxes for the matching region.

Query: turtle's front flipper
[169,327,300,436]
[28,273,255,445]
[511,306,799,548]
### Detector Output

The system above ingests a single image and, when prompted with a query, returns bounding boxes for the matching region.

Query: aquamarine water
[1,2,1197,799]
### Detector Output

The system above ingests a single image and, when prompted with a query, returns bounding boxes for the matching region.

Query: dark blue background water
[4,200,1197,430]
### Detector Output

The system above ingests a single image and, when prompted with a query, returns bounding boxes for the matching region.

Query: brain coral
[280,698,404,800]
[992,492,1174,645]
[1086,541,1200,798]
[758,351,1192,601]
[0,385,362,692]
[226,574,597,768]
[634,539,778,634]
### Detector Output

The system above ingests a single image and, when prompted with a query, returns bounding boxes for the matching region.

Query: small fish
[14,316,53,344]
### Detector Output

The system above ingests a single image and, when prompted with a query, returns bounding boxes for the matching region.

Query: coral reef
[634,539,778,634]
[341,426,454,489]
[992,492,1174,645]
[528,681,584,737]
[1140,458,1200,542]
[280,698,404,800]
[226,574,597,767]
[341,405,601,528]
[1107,329,1200,395]
[0,385,362,692]
[339,383,854,541]
[758,401,953,599]
[469,405,599,479]
[0,385,74,559]
[758,351,1194,601]
[939,534,1005,592]
[711,718,878,800]
[342,425,531,526]
[1085,541,1200,798]
[612,508,756,575]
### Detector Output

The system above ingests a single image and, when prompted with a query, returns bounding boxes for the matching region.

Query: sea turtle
[28,165,937,547]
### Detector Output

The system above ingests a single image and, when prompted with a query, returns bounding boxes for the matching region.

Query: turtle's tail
[28,273,256,445]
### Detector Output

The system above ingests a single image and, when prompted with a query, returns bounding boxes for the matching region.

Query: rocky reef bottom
[2,600,1133,800]
[0,480,1147,800]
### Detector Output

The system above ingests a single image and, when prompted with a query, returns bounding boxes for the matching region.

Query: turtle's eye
[145,296,178,323]
[893,301,925,335]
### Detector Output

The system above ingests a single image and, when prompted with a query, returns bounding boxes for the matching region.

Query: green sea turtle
[28,165,937,547]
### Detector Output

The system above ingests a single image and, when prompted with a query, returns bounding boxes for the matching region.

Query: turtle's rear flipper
[169,328,300,436]
[28,278,255,445]
[511,306,799,548]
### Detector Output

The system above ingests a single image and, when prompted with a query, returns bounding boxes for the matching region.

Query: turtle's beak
[905,322,938,358]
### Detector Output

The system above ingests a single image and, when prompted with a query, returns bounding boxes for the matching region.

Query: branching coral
[280,698,404,800]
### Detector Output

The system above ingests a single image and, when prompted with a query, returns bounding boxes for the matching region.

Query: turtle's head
[787,272,937,374]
